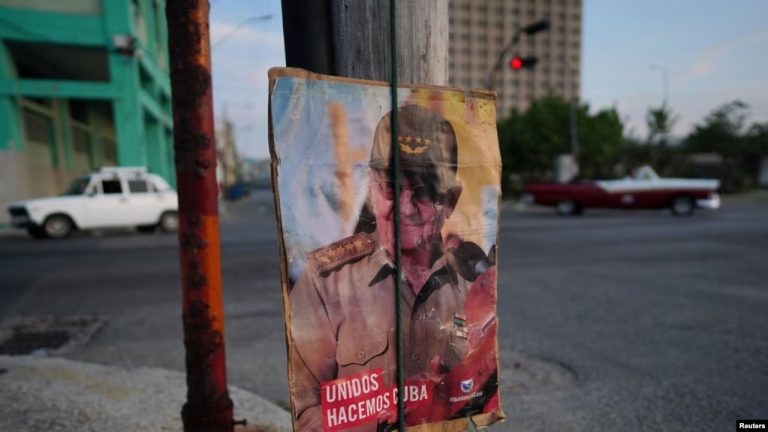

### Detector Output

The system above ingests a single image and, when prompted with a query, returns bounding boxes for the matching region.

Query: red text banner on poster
[320,369,433,431]
[321,368,386,431]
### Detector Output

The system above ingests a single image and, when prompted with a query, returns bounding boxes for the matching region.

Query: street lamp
[486,19,550,90]
[650,63,669,106]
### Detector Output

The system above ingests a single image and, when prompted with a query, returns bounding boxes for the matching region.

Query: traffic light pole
[486,31,521,91]
[166,2,235,431]
[486,20,549,91]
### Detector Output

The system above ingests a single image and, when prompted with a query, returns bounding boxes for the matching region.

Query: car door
[122,176,162,225]
[84,174,134,228]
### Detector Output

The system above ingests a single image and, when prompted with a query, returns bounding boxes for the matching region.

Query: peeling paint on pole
[165,1,234,431]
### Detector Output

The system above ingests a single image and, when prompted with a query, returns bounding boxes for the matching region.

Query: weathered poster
[269,68,505,432]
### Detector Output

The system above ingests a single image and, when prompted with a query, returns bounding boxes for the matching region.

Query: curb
[0,355,292,432]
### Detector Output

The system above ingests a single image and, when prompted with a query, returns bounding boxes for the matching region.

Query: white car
[8,167,178,239]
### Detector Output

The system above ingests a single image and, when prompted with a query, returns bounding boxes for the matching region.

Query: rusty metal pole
[165,1,234,431]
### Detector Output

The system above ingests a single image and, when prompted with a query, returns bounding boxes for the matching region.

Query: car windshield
[64,177,91,195]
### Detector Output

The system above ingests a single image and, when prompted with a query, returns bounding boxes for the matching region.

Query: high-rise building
[448,0,582,119]
[0,0,174,223]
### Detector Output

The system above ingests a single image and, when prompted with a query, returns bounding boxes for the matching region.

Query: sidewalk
[0,355,292,432]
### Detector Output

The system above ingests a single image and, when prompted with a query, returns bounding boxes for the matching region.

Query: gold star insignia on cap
[397,135,429,154]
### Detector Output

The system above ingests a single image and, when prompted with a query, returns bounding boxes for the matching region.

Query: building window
[102,138,117,166]
[69,100,90,124]
[23,107,54,144]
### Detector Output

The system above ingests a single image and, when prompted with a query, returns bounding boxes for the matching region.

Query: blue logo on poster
[460,379,473,393]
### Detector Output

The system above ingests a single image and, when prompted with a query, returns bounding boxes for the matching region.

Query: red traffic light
[509,56,538,71]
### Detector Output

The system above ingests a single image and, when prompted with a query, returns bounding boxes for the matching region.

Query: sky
[209,0,768,160]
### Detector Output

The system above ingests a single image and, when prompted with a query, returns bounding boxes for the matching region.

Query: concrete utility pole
[280,1,449,430]
[281,0,448,85]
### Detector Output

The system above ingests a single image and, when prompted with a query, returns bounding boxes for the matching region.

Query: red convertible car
[521,166,721,216]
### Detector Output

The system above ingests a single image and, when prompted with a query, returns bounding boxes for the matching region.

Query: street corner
[0,355,292,432]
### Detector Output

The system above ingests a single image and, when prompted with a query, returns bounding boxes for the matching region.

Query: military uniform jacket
[289,232,474,432]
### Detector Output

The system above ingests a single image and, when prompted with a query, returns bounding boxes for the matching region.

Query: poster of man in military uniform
[269,68,505,432]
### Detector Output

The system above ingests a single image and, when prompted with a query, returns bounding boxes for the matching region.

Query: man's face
[369,169,454,255]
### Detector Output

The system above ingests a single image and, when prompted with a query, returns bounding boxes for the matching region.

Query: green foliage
[646,104,679,147]
[686,100,750,156]
[683,101,768,192]
[497,96,767,195]
[497,95,624,192]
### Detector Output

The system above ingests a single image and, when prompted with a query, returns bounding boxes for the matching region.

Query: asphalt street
[0,190,766,431]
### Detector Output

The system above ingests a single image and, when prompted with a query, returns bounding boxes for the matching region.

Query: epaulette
[308,232,376,274]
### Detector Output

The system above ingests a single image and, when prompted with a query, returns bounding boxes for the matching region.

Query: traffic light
[509,55,538,71]
[523,20,550,35]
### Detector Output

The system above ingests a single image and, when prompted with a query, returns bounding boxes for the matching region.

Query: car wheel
[137,225,157,234]
[671,195,694,216]
[27,226,48,239]
[43,214,74,239]
[159,211,179,232]
[556,200,580,216]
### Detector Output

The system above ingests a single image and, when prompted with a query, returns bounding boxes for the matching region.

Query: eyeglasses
[373,179,438,206]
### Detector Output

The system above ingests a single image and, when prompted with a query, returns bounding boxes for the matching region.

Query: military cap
[369,105,459,192]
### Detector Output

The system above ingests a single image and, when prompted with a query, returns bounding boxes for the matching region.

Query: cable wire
[388,1,405,430]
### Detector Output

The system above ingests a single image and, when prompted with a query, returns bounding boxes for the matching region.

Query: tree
[646,103,679,147]
[684,100,767,192]
[497,95,625,192]
[579,106,625,178]
[686,100,749,156]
